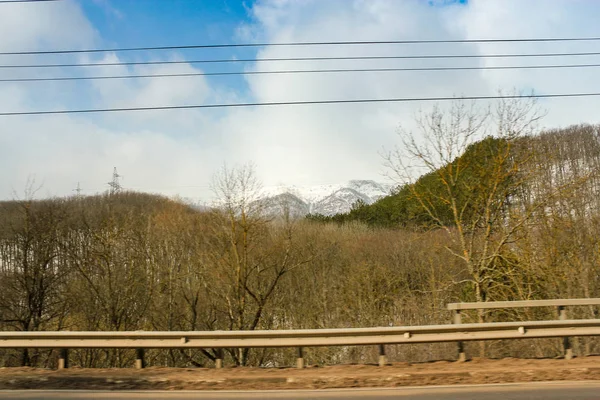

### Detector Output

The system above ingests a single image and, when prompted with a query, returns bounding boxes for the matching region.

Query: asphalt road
[2,382,600,400]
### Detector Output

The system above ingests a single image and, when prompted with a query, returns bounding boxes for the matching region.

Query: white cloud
[2,0,600,200]
[0,0,96,52]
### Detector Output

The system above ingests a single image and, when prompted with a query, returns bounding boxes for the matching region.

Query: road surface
[1,381,600,399]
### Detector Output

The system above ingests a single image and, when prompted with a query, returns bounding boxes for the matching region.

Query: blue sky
[83,0,252,47]
[78,0,259,101]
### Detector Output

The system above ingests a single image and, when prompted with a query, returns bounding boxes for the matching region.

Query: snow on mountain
[261,180,391,216]
[259,192,311,218]
[346,180,391,201]
[311,188,372,216]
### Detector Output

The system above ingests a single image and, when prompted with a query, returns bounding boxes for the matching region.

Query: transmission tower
[73,182,82,197]
[107,167,123,195]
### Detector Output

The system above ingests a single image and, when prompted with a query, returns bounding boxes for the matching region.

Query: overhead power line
[1,92,599,117]
[3,51,600,69]
[0,0,62,3]
[3,63,600,83]
[3,37,600,55]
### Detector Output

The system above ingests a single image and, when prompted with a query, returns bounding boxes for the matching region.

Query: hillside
[314,125,600,228]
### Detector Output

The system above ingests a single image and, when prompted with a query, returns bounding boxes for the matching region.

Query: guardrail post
[378,344,387,367]
[557,306,573,360]
[58,348,69,370]
[215,349,223,369]
[296,347,305,369]
[452,310,466,362]
[135,348,145,369]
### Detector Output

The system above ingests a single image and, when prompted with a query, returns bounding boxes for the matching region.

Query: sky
[1,0,600,201]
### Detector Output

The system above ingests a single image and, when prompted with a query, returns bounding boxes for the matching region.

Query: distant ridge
[261,180,391,216]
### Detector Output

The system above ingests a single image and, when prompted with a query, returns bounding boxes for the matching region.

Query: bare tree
[383,95,549,321]
[208,163,314,365]
[0,195,71,366]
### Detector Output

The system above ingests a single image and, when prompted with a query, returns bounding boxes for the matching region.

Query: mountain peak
[261,180,391,216]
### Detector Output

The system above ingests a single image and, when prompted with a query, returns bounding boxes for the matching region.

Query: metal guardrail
[447,298,600,310]
[2,320,600,348]
[447,298,600,361]
[2,319,600,370]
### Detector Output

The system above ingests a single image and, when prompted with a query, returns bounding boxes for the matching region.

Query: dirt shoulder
[1,356,599,391]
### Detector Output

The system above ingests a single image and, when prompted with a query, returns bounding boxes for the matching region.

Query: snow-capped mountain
[259,192,311,218]
[261,180,391,216]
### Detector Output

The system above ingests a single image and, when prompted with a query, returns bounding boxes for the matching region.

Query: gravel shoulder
[1,356,600,390]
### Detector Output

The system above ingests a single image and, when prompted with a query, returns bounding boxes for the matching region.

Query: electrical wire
[3,51,600,69]
[3,37,600,55]
[1,92,599,116]
[0,0,62,3]
[2,63,600,83]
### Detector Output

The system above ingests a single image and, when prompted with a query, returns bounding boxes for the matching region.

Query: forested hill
[0,191,199,242]
[309,124,600,228]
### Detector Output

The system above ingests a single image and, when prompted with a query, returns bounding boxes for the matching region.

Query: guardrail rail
[447,298,600,361]
[1,317,599,369]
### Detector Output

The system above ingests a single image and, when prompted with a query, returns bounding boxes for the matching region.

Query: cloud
[1,0,600,200]
[0,0,97,53]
